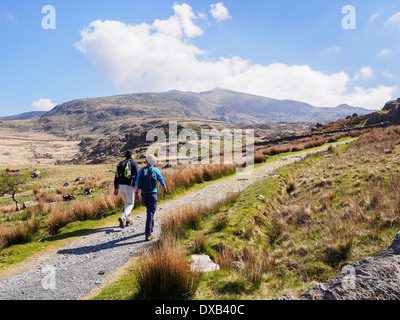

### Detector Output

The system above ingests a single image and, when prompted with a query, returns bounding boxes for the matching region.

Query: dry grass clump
[43,193,64,203]
[241,247,275,286]
[133,237,202,300]
[351,127,400,154]
[194,232,207,253]
[216,246,236,270]
[260,132,351,156]
[160,163,236,198]
[161,204,210,239]
[25,200,49,218]
[47,187,123,235]
[0,203,18,214]
[0,217,40,250]
[254,152,267,164]
[161,192,239,240]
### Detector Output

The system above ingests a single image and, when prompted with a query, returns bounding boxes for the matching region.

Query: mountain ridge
[0,111,47,121]
[39,88,373,128]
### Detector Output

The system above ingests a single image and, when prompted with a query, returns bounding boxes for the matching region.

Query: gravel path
[0,140,353,300]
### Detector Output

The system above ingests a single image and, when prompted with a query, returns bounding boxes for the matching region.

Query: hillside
[21,88,370,165]
[1,89,385,166]
[38,89,371,131]
[311,98,400,134]
[0,111,46,121]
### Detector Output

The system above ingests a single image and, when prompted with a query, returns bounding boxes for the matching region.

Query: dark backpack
[139,166,158,192]
[116,159,136,186]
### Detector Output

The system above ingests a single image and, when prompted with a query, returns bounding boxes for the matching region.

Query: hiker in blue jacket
[135,154,167,241]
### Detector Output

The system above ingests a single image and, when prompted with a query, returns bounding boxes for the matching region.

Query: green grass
[0,135,366,297]
[92,130,400,300]
[90,139,357,300]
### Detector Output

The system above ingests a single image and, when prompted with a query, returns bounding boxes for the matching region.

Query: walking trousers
[142,193,158,236]
[119,184,135,222]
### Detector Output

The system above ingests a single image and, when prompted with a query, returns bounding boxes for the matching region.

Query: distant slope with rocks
[37,89,372,132]
[0,111,47,121]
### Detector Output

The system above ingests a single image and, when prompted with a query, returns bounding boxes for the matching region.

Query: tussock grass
[260,132,352,156]
[161,191,240,240]
[47,187,123,235]
[160,163,237,199]
[0,216,40,250]
[133,237,202,300]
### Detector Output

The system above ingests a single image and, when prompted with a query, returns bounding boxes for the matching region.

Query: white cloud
[75,3,396,110]
[377,49,394,57]
[369,13,380,24]
[354,66,374,81]
[323,46,341,54]
[385,12,400,28]
[382,71,398,79]
[210,2,231,21]
[0,8,17,23]
[32,98,56,111]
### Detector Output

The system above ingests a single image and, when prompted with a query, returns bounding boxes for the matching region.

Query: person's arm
[114,168,119,196]
[135,168,142,198]
[155,168,167,193]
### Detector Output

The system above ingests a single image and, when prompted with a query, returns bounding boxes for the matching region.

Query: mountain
[28,88,376,164]
[38,89,372,132]
[0,111,47,121]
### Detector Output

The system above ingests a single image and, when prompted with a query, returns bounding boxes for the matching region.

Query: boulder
[298,231,400,300]
[63,194,76,201]
[84,188,95,195]
[23,200,39,209]
[190,255,220,272]
[30,170,40,179]
[273,294,294,300]
[382,98,400,111]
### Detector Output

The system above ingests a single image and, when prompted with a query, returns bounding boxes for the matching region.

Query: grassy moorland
[0,161,240,270]
[91,126,400,300]
[0,131,353,264]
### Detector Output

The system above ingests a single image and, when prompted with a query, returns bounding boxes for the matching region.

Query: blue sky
[0,0,399,116]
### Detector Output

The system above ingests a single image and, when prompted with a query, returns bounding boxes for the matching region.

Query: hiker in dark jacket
[114,150,139,228]
[135,154,167,241]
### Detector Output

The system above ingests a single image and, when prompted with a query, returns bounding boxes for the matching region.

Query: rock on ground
[298,232,400,300]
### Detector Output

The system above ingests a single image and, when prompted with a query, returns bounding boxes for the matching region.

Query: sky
[0,0,400,117]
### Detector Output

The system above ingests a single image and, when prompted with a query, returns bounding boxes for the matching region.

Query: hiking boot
[145,235,154,241]
[126,220,133,227]
[118,217,125,229]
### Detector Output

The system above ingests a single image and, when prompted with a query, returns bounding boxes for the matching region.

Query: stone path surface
[0,140,353,300]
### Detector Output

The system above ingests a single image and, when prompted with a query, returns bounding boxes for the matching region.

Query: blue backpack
[139,166,158,192]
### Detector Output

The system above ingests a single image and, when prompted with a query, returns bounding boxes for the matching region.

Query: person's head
[124,150,134,159]
[146,154,157,166]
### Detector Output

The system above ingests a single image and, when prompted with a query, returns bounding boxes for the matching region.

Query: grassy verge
[91,127,400,300]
